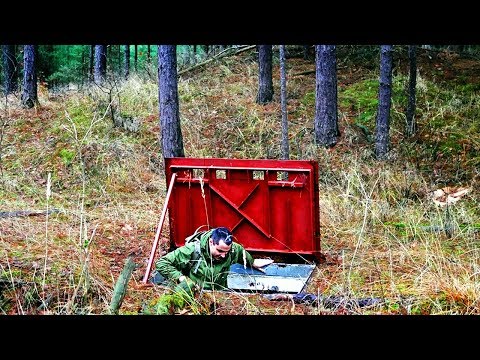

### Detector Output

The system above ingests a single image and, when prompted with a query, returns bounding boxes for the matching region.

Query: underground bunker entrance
[159,157,323,295]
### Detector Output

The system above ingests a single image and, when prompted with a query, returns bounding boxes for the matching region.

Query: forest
[0,44,479,315]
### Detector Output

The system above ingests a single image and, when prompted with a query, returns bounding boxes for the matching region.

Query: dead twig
[0,209,60,218]
[178,45,256,76]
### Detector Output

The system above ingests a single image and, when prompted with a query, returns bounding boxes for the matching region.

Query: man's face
[209,238,232,261]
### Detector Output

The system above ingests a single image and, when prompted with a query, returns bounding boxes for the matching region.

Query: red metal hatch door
[164,157,321,260]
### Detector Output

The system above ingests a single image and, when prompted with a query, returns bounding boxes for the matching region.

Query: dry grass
[1,46,479,315]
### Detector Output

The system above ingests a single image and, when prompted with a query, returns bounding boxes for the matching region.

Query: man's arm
[252,258,274,269]
[231,243,274,269]
[155,244,196,283]
[231,242,254,267]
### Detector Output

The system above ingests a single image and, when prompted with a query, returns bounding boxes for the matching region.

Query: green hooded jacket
[155,230,254,290]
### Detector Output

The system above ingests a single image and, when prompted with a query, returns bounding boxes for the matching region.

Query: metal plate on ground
[227,263,316,293]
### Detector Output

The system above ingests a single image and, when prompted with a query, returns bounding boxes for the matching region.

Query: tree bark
[158,45,185,159]
[314,45,339,147]
[303,45,313,60]
[2,45,18,94]
[406,45,417,137]
[89,45,94,81]
[256,45,273,104]
[21,45,38,108]
[134,45,138,72]
[124,45,130,79]
[279,45,290,161]
[375,45,393,160]
[94,45,107,84]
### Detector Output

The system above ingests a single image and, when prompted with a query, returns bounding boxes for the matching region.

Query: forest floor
[1,45,480,315]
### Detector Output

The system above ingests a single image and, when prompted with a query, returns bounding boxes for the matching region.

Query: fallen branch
[0,208,60,218]
[292,69,315,77]
[178,45,256,76]
[292,66,347,77]
[263,292,382,310]
[418,225,480,233]
[0,278,32,288]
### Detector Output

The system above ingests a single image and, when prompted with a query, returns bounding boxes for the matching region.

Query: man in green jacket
[155,227,273,295]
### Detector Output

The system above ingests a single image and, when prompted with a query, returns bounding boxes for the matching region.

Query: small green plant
[383,300,401,313]
[301,91,315,108]
[58,148,75,166]
[142,292,187,315]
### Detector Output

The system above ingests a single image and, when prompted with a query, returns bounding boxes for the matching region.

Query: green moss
[301,91,315,108]
[340,79,379,127]
[456,82,480,93]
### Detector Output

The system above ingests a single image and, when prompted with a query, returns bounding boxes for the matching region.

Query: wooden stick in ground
[142,172,177,283]
[109,255,136,315]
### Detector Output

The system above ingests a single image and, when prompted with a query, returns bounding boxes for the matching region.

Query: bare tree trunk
[314,45,339,147]
[117,45,121,75]
[124,45,130,79]
[81,46,86,87]
[21,45,38,109]
[89,45,94,81]
[303,45,313,60]
[406,45,417,137]
[158,45,185,159]
[375,45,393,160]
[2,45,18,94]
[256,45,273,104]
[279,45,290,161]
[94,45,107,84]
[134,45,138,72]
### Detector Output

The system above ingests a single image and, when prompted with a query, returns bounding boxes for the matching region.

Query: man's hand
[175,276,199,299]
[252,258,274,269]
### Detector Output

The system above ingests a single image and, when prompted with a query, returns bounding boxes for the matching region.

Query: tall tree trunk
[303,45,313,60]
[314,45,339,147]
[256,45,273,104]
[124,45,130,79]
[81,46,86,86]
[158,45,184,158]
[375,45,393,160]
[279,45,289,161]
[134,45,138,72]
[406,45,417,137]
[147,45,151,61]
[21,45,38,108]
[2,45,18,94]
[117,45,121,75]
[94,45,107,84]
[89,45,94,81]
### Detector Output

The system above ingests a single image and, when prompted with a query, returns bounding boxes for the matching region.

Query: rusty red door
[164,157,321,260]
